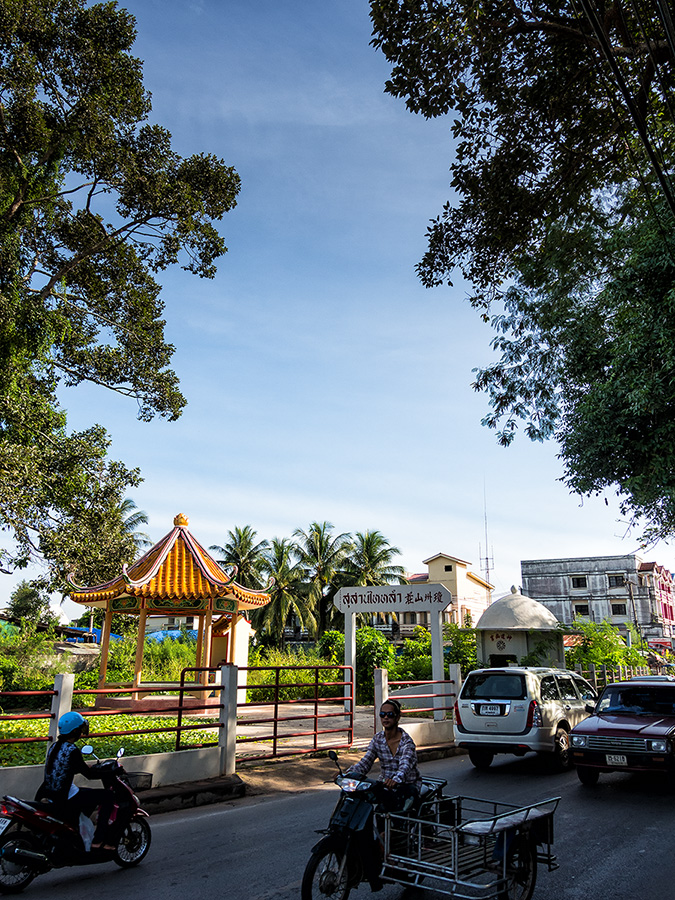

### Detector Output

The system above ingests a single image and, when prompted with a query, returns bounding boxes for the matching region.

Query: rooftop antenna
[479,480,494,601]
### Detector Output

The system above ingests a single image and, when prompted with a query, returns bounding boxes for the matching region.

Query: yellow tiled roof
[69,515,271,610]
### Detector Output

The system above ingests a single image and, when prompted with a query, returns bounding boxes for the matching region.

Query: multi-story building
[520,554,675,650]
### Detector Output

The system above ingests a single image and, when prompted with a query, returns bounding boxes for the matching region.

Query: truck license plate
[606,754,627,766]
[0,818,10,835]
[481,704,500,716]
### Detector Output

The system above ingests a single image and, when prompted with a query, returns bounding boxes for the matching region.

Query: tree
[249,538,314,648]
[119,498,152,555]
[210,525,269,589]
[342,530,407,586]
[293,522,353,637]
[5,580,56,627]
[369,0,675,538]
[0,0,240,585]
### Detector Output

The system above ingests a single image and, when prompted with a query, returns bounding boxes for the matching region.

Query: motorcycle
[302,750,446,900]
[0,745,151,894]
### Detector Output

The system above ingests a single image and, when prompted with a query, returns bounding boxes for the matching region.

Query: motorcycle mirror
[81,745,94,755]
[117,748,125,758]
[328,750,338,762]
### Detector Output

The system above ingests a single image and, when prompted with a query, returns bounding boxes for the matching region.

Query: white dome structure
[475,586,565,668]
[476,586,559,631]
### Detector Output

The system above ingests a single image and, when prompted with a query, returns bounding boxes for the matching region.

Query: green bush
[245,646,344,702]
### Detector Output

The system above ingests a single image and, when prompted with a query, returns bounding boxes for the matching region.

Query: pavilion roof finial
[174,513,189,527]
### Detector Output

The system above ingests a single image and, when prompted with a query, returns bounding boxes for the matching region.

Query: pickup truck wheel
[552,726,572,771]
[468,748,494,770]
[577,766,599,786]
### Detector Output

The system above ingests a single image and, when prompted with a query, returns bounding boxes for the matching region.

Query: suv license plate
[0,818,10,835]
[480,704,501,716]
[606,754,627,766]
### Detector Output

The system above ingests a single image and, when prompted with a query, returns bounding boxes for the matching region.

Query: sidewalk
[137,707,461,814]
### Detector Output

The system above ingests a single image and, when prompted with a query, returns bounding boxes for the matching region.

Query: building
[475,586,565,668]
[520,554,675,650]
[365,552,493,637]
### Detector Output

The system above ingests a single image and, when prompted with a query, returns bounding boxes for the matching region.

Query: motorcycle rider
[345,698,422,892]
[36,712,116,851]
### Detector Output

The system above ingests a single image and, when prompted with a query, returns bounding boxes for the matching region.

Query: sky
[3,0,671,618]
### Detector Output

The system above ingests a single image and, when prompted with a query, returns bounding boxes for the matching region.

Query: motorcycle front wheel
[113,818,151,868]
[301,846,351,900]
[0,832,40,894]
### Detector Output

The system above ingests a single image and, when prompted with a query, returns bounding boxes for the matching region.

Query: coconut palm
[249,538,314,648]
[292,522,353,637]
[120,498,152,555]
[342,530,407,587]
[210,525,269,588]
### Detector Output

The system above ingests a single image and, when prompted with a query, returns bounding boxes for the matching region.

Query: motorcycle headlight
[337,777,369,792]
[648,740,668,753]
[571,734,588,748]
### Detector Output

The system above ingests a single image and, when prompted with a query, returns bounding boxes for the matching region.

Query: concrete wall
[0,746,223,800]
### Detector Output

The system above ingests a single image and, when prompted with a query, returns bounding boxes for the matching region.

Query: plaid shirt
[348,728,421,788]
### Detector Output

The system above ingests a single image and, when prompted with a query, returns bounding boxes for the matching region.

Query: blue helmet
[58,712,87,736]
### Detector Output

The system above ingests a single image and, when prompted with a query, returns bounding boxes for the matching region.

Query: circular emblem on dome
[496,639,506,651]
[173,513,189,527]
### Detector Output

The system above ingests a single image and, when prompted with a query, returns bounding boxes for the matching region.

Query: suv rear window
[461,672,527,700]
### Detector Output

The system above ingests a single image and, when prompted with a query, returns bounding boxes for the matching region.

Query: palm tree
[292,522,353,637]
[120,498,152,555]
[210,525,269,588]
[341,530,408,632]
[249,538,314,647]
[342,530,407,587]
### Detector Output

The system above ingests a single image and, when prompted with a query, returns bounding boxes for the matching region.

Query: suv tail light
[526,699,542,728]
[454,700,463,728]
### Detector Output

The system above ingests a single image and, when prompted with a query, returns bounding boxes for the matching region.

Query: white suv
[454,667,597,770]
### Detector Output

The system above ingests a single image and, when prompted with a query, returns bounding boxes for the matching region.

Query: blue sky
[3,0,668,616]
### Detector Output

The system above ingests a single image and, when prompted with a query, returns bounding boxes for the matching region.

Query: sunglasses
[379,710,398,719]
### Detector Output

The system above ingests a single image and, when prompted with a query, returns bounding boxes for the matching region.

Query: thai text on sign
[334,583,452,614]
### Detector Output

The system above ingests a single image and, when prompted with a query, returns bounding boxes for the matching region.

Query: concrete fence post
[49,673,75,751]
[219,664,238,776]
[373,668,388,733]
[447,664,461,715]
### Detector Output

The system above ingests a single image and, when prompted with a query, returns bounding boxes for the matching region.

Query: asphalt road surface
[16,751,675,900]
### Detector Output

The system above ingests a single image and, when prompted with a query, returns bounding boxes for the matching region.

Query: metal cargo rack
[381,794,560,899]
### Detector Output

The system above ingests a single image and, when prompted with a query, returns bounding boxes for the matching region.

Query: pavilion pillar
[229,612,239,664]
[195,613,205,674]
[97,607,114,690]
[133,607,148,699]
[202,609,214,686]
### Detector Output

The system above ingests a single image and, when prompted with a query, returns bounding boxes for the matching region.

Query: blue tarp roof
[145,629,198,642]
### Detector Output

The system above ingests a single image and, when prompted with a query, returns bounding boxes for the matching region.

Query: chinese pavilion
[69,514,271,691]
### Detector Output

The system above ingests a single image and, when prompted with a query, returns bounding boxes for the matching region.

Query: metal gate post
[219,664,238,775]
[49,674,74,750]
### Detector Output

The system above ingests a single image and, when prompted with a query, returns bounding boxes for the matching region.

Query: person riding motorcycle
[344,698,422,892]
[36,712,116,851]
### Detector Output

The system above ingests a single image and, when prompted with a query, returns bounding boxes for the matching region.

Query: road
[17,752,675,900]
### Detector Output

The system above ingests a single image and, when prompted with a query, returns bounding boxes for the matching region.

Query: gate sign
[334,583,452,614]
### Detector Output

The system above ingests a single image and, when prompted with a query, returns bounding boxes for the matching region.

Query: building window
[611,603,627,616]
[571,576,587,589]
[444,564,453,572]
[608,575,624,588]
[574,604,590,617]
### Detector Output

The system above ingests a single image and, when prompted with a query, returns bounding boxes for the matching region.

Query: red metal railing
[0,690,56,746]
[235,664,354,762]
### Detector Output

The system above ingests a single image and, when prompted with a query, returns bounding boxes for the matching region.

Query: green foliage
[442,623,479,675]
[0,715,217,767]
[210,526,270,589]
[245,645,343,702]
[7,580,56,626]
[565,618,646,669]
[0,0,241,585]
[369,0,675,539]
[249,537,314,648]
[0,622,69,707]
[293,522,353,636]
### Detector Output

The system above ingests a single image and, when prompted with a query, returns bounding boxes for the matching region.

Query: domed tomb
[475,586,565,668]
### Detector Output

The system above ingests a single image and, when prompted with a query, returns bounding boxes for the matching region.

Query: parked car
[570,678,675,785]
[454,667,597,770]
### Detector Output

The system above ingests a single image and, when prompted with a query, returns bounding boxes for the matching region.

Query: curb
[136,745,464,814]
